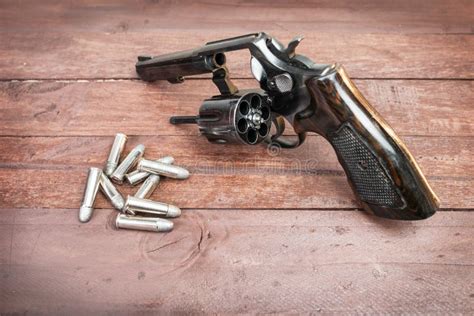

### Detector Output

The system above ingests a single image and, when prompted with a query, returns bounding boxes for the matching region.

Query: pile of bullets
[79,133,190,232]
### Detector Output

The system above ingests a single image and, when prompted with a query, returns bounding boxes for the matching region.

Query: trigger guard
[271,132,306,149]
[266,115,306,149]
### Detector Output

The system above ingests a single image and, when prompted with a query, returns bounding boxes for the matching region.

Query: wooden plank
[0,1,472,314]
[0,209,473,314]
[1,134,470,209]
[1,0,472,34]
[0,135,471,179]
[0,165,471,210]
[2,264,472,314]
[1,79,472,137]
[1,31,472,80]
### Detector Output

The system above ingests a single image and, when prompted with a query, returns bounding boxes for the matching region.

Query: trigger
[266,115,306,149]
[270,116,286,141]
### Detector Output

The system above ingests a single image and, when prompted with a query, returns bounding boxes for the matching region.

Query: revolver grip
[296,65,439,220]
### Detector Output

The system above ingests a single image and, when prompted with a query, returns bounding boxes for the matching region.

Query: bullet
[125,156,175,185]
[123,195,181,218]
[137,159,189,180]
[79,167,102,223]
[134,174,160,199]
[99,173,125,211]
[111,144,145,183]
[104,133,127,176]
[115,214,174,232]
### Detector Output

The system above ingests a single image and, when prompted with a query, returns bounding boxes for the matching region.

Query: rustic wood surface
[0,1,473,314]
[1,80,472,136]
[1,32,472,80]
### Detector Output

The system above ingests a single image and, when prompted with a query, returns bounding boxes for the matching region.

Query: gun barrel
[136,33,264,83]
[136,49,226,82]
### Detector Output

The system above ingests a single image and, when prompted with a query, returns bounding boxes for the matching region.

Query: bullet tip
[167,205,181,218]
[79,206,93,223]
[177,168,190,180]
[111,195,125,211]
[157,218,174,232]
[159,156,175,164]
[136,144,146,153]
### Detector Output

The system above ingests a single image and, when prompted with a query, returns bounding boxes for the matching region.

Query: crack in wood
[146,236,188,254]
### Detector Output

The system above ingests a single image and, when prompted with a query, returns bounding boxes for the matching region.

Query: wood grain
[0,135,471,178]
[0,170,470,210]
[0,31,472,80]
[1,79,472,137]
[1,0,472,34]
[0,209,472,314]
[0,1,472,314]
[0,128,471,211]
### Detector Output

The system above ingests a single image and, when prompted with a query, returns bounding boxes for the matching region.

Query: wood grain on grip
[295,65,439,220]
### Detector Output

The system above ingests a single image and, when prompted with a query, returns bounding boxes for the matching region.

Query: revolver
[135,32,439,220]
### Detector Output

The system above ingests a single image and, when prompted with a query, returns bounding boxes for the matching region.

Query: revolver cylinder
[171,90,271,145]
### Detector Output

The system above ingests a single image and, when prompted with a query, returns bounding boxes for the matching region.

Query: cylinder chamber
[198,90,271,145]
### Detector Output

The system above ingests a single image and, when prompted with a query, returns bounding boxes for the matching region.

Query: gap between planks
[1,207,473,212]
[0,78,474,82]
[0,134,472,138]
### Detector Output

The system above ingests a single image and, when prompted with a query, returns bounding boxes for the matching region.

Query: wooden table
[1,1,473,314]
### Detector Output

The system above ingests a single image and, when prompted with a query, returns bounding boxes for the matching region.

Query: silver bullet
[137,159,189,180]
[99,173,125,211]
[111,144,145,183]
[123,195,181,218]
[134,174,160,199]
[104,133,127,176]
[79,167,102,223]
[115,214,174,232]
[125,156,174,185]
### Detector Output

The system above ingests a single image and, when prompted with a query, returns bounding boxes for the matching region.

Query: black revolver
[135,33,439,220]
